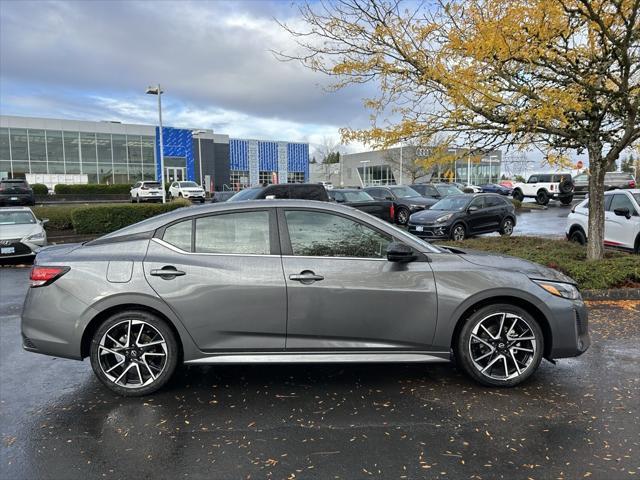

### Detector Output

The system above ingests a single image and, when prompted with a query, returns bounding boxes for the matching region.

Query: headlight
[533,280,580,300]
[25,231,45,241]
[435,213,453,223]
[409,204,423,209]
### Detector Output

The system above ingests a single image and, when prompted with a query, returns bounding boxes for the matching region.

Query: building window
[357,165,396,186]
[230,170,250,189]
[28,130,47,162]
[287,172,305,183]
[259,170,276,185]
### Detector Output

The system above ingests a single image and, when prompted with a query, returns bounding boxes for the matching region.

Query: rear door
[606,193,639,249]
[279,207,438,350]
[466,196,491,233]
[483,196,505,231]
[144,208,287,351]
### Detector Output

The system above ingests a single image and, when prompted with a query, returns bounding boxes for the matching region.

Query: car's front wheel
[455,304,544,387]
[90,310,179,396]
[499,217,514,236]
[569,228,587,245]
[450,223,466,241]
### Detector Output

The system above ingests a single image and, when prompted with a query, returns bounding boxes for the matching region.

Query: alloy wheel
[97,320,168,389]
[501,219,513,235]
[468,312,537,381]
[397,209,409,225]
[452,225,465,241]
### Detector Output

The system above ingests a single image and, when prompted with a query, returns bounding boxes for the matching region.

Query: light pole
[192,129,207,189]
[399,144,403,185]
[146,85,166,203]
[360,160,370,187]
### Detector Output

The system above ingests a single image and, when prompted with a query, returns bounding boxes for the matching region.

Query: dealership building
[0,115,309,191]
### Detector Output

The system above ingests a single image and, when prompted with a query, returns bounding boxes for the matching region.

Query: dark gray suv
[22,200,589,396]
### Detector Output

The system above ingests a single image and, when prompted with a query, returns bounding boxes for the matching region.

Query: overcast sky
[0,0,375,157]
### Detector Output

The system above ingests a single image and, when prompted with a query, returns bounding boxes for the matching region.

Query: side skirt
[184,351,451,365]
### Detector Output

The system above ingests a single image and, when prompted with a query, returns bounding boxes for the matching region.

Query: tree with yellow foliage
[279,0,640,259]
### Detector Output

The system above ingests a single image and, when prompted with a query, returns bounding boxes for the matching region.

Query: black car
[407,193,516,241]
[210,191,236,203]
[364,185,438,225]
[410,183,465,199]
[228,183,330,202]
[0,178,35,206]
[478,183,513,195]
[328,189,394,222]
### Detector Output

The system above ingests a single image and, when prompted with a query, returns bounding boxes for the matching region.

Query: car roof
[0,206,34,212]
[605,188,639,195]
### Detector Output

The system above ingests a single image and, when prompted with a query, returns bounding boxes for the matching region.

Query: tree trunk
[586,147,606,260]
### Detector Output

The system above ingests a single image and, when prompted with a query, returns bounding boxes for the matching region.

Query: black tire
[455,303,544,387]
[130,196,135,203]
[499,217,515,236]
[560,195,573,206]
[559,179,574,194]
[536,190,549,206]
[512,189,524,202]
[634,235,639,254]
[569,228,587,245]
[90,310,179,396]
[396,207,410,225]
[450,222,466,241]
[136,195,141,204]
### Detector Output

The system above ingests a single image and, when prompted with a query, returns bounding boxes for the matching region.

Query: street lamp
[146,84,166,203]
[360,160,370,187]
[192,129,207,190]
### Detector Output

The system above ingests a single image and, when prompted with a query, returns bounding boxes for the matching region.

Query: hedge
[32,205,87,230]
[54,184,133,195]
[439,236,640,290]
[31,183,49,195]
[70,200,190,235]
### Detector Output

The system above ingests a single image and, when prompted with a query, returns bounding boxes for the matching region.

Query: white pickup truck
[512,173,574,206]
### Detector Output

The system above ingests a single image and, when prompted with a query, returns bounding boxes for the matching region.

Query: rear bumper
[0,194,34,205]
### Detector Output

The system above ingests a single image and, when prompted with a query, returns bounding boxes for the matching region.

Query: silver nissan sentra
[21,200,590,396]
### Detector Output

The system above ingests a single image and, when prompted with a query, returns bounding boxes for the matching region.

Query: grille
[0,240,32,256]
[575,308,588,336]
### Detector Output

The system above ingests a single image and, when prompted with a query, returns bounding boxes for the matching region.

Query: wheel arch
[450,295,553,359]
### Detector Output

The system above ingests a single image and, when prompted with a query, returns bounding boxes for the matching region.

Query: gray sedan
[21,200,590,396]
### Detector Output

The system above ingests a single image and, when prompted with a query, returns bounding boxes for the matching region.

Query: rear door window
[195,211,271,254]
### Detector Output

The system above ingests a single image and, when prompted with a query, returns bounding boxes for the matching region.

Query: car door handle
[289,271,324,283]
[150,266,186,279]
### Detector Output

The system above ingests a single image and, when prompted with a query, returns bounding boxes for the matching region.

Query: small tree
[279,0,640,259]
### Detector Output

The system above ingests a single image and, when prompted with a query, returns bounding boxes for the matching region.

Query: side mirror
[335,198,345,203]
[386,242,417,263]
[41,218,49,225]
[468,205,479,212]
[614,207,631,219]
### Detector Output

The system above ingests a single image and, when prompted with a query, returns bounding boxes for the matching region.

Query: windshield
[389,186,420,198]
[342,191,374,202]
[437,184,463,196]
[179,182,199,188]
[0,211,36,225]
[228,187,261,201]
[430,196,470,211]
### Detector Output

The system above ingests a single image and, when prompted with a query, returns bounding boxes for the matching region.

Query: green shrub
[31,183,49,195]
[32,205,86,230]
[71,200,189,235]
[53,184,132,195]
[511,198,522,209]
[439,236,640,290]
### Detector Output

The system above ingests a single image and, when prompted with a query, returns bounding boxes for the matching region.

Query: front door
[165,167,185,183]
[606,193,639,249]
[144,208,287,351]
[466,196,493,233]
[279,208,438,351]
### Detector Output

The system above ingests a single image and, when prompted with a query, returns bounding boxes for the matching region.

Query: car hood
[444,247,576,284]
[404,197,438,207]
[410,209,458,224]
[0,224,42,240]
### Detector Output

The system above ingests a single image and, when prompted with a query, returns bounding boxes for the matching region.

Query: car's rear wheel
[536,190,549,205]
[569,228,587,245]
[396,207,410,225]
[560,196,573,206]
[90,310,178,396]
[450,223,466,241]
[456,304,544,387]
[512,189,524,202]
[499,217,514,236]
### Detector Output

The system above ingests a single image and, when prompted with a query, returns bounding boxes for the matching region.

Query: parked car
[318,181,334,190]
[512,173,574,205]
[410,183,464,199]
[364,185,438,225]
[328,188,394,222]
[566,189,640,253]
[168,181,206,203]
[22,199,589,396]
[0,207,47,263]
[0,178,35,206]
[479,183,513,196]
[210,191,236,203]
[499,180,514,189]
[408,193,516,241]
[228,183,330,202]
[456,183,483,193]
[130,181,164,203]
[573,172,636,195]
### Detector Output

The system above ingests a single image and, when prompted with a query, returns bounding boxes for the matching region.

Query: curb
[582,288,640,300]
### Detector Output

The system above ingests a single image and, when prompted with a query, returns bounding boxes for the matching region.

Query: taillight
[390,203,395,221]
[29,266,70,287]
[629,180,636,188]
[550,184,555,191]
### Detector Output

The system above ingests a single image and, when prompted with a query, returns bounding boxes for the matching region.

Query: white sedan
[566,189,640,253]
[130,181,164,203]
[0,207,48,262]
[168,181,206,203]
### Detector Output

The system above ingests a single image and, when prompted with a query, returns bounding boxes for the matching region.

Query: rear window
[228,187,261,201]
[341,190,374,202]
[143,182,161,188]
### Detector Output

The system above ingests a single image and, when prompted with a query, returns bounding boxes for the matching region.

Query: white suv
[512,173,574,206]
[566,189,640,253]
[130,181,164,203]
[168,181,206,203]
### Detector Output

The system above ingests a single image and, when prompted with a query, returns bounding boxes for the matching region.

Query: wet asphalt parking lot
[1,267,638,479]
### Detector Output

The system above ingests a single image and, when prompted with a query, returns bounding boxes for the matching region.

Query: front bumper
[407,223,450,239]
[0,239,39,261]
[547,298,590,358]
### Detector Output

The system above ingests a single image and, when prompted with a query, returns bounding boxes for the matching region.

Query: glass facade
[0,126,155,183]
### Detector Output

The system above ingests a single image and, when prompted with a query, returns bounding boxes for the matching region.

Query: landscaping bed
[438,236,639,291]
